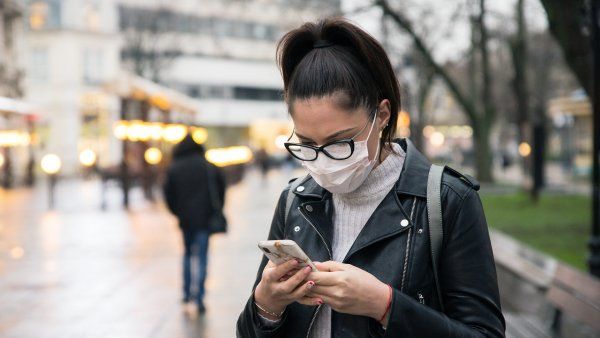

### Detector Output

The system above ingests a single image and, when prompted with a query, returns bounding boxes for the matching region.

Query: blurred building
[20,0,340,174]
[117,0,341,150]
[547,89,592,177]
[0,0,30,188]
[21,0,121,173]
[0,0,24,98]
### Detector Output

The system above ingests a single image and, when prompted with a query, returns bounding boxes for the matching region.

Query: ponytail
[276,17,401,151]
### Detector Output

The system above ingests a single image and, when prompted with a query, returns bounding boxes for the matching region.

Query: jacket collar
[293,138,431,200]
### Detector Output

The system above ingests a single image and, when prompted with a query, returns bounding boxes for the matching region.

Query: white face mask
[302,111,380,194]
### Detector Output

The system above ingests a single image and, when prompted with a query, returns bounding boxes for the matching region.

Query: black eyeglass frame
[283,109,377,162]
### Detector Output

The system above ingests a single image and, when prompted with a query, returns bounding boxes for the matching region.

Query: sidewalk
[0,168,300,338]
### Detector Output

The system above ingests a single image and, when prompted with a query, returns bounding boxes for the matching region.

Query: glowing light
[41,154,62,175]
[398,111,411,128]
[148,123,164,141]
[79,149,97,167]
[163,124,187,143]
[150,94,171,110]
[206,146,253,167]
[0,153,4,168]
[275,135,288,150]
[430,132,445,147]
[29,2,48,29]
[144,147,163,165]
[423,125,435,138]
[0,130,31,147]
[191,127,208,144]
[126,120,144,142]
[519,142,531,157]
[131,89,146,100]
[10,246,24,259]
[113,121,129,140]
[135,121,152,141]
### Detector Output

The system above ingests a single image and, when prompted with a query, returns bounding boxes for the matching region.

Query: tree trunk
[540,0,592,96]
[473,120,493,182]
[510,0,535,198]
[477,0,495,182]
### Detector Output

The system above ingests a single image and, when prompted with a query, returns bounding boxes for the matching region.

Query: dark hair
[276,17,401,155]
[173,134,205,159]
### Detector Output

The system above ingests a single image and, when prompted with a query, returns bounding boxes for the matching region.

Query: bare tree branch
[374,0,478,124]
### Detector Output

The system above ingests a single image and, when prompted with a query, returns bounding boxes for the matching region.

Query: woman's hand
[254,259,323,320]
[306,261,391,324]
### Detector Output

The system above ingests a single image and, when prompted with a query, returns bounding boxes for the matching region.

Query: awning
[105,72,199,115]
[0,97,41,117]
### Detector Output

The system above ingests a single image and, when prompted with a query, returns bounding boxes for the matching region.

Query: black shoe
[182,295,191,303]
[197,302,206,314]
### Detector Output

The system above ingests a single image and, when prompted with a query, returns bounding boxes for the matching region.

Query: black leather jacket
[237,138,506,338]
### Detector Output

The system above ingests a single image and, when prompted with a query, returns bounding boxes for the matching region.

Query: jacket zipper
[300,197,416,336]
[400,197,418,292]
[305,304,322,338]
[298,206,332,259]
[400,228,412,291]
[418,292,425,305]
[298,205,332,337]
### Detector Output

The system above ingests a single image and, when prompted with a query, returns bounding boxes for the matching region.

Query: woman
[237,18,505,337]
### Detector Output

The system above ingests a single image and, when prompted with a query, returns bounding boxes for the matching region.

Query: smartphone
[258,240,318,272]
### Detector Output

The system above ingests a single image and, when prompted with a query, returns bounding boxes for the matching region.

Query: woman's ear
[377,99,392,129]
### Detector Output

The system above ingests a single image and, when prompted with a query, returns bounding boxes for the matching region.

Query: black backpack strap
[427,164,445,312]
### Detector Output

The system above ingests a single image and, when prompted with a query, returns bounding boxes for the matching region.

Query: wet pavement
[0,168,301,338]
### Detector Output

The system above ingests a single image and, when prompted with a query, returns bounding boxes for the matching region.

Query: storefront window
[28,0,61,30]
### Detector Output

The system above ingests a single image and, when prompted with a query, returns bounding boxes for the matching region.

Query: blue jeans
[182,229,210,304]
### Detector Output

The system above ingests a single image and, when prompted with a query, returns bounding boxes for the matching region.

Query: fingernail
[291,260,298,265]
[305,266,311,272]
[317,299,323,305]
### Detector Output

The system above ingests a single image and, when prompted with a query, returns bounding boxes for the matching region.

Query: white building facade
[117,0,341,149]
[22,0,121,173]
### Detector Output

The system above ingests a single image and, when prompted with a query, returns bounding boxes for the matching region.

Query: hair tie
[313,40,333,49]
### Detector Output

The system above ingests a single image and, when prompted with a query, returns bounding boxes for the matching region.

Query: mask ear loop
[287,128,295,142]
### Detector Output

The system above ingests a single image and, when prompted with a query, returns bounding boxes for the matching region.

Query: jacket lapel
[342,189,415,262]
[293,178,334,258]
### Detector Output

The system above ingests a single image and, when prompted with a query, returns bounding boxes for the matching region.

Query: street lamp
[79,149,97,168]
[430,132,445,147]
[589,0,600,277]
[163,124,187,143]
[41,154,61,209]
[518,142,531,157]
[144,147,163,165]
[191,127,208,144]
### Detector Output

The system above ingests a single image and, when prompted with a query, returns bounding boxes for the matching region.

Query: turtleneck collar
[335,142,406,201]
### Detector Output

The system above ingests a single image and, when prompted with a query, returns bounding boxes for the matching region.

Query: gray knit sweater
[257,143,406,337]
[308,142,405,337]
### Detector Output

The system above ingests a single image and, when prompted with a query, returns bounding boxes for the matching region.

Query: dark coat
[164,136,226,231]
[237,138,505,338]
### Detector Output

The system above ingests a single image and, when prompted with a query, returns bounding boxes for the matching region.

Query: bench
[545,263,600,335]
[506,263,600,337]
[490,230,600,337]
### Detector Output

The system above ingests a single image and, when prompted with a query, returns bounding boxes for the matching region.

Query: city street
[0,168,298,338]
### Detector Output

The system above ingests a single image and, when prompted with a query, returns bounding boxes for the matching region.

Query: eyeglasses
[284,110,376,162]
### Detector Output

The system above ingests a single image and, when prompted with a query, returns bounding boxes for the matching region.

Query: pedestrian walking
[237,18,505,337]
[164,134,226,313]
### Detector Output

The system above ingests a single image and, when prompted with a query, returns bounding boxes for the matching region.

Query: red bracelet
[379,284,393,322]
